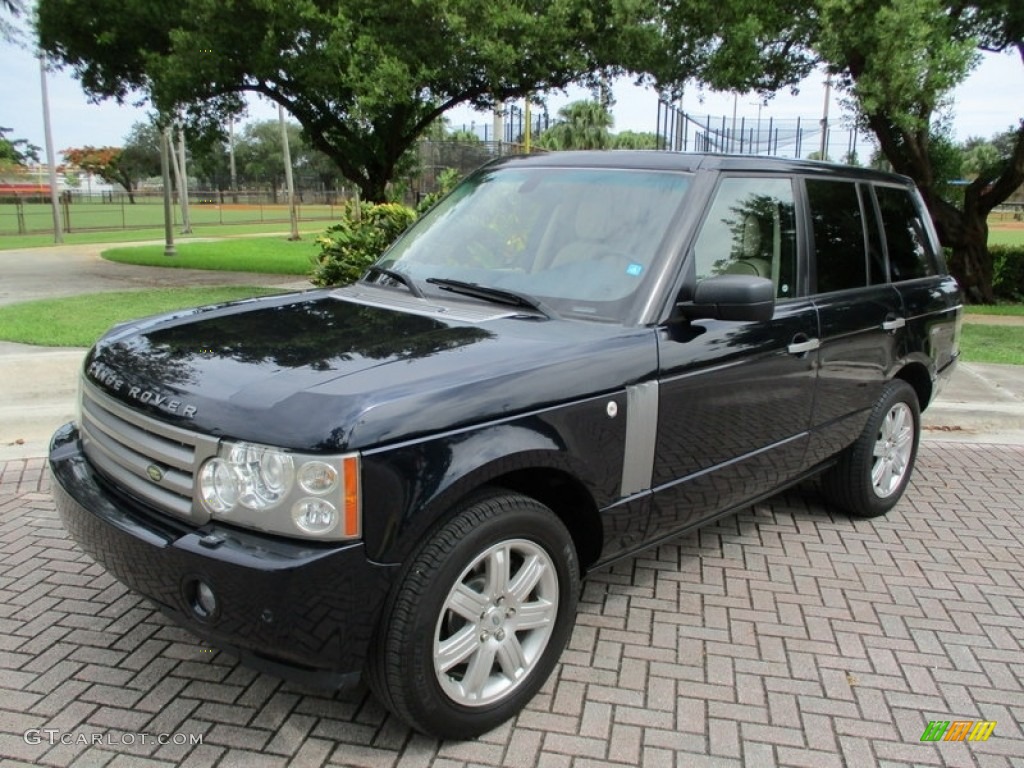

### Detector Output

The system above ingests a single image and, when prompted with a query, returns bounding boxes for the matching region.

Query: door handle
[882,316,906,331]
[787,336,820,355]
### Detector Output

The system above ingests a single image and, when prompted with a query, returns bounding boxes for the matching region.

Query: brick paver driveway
[1,441,1021,767]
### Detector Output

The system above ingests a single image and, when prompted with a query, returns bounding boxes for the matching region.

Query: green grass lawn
[959,324,1024,365]
[0,198,341,235]
[102,237,319,275]
[963,304,1024,316]
[988,227,1024,247]
[0,287,282,347]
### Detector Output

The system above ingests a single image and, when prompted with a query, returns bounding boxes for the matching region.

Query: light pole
[278,103,300,240]
[39,56,63,244]
[160,127,176,256]
[819,75,833,160]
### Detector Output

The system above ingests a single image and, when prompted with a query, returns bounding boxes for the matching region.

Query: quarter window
[691,177,797,299]
[806,179,868,293]
[875,185,936,281]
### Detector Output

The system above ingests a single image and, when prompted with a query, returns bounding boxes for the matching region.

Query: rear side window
[874,185,936,281]
[805,179,867,293]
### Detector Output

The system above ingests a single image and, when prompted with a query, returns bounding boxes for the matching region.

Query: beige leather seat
[551,198,621,268]
[725,214,772,278]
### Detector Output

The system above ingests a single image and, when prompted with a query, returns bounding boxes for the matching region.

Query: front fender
[360,393,627,563]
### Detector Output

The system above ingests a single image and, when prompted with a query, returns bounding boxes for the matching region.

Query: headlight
[197,440,360,541]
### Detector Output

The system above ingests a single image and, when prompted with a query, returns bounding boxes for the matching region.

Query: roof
[493,150,914,185]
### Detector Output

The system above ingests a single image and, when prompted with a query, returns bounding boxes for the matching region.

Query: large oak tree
[37,0,633,203]
[643,0,1024,302]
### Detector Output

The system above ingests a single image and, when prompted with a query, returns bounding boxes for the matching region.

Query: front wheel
[367,491,580,739]
[821,379,921,517]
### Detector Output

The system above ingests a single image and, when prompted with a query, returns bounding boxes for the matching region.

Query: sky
[1,22,1020,162]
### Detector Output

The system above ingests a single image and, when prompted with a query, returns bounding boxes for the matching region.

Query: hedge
[991,244,1024,301]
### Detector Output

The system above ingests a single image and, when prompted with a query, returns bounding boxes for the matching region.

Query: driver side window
[692,177,797,299]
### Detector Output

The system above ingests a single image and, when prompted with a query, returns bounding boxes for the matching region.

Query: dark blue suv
[50,152,962,738]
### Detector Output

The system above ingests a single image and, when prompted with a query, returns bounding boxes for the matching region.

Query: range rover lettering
[50,152,962,739]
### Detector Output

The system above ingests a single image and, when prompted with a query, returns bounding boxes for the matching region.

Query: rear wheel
[368,491,579,739]
[821,379,920,517]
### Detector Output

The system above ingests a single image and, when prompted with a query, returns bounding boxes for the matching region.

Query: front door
[647,175,819,540]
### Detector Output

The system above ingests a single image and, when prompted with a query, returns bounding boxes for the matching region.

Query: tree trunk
[946,209,994,304]
[356,175,388,204]
[922,188,995,304]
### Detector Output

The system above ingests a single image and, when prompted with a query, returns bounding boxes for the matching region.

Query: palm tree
[537,101,614,150]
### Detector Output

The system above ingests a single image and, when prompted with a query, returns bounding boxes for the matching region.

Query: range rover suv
[50,152,961,739]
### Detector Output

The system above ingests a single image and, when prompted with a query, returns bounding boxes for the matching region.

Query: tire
[821,379,921,518]
[367,490,580,739]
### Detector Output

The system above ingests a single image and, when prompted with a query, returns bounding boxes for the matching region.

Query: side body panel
[647,299,819,540]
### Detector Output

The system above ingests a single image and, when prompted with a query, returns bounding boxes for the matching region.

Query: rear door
[802,177,903,465]
[872,183,961,380]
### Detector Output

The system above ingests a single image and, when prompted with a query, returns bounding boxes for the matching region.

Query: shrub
[311,201,417,287]
[991,244,1024,301]
[416,168,462,215]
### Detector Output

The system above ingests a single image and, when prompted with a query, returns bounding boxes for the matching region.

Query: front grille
[80,380,215,523]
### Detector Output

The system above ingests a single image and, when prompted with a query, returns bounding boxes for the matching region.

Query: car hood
[83,289,657,451]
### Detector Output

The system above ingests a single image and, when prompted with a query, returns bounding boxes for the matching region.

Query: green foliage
[416,169,462,215]
[312,201,417,286]
[611,130,661,149]
[990,244,1024,301]
[119,122,162,185]
[37,0,637,202]
[0,126,39,167]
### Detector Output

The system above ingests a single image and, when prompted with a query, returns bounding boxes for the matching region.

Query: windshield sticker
[626,263,644,277]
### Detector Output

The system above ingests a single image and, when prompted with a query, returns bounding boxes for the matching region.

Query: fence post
[62,193,71,233]
[15,198,26,234]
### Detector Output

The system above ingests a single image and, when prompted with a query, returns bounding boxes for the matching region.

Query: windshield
[378,165,692,322]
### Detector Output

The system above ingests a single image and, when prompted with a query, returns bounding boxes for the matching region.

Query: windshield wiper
[425,278,558,320]
[363,266,424,298]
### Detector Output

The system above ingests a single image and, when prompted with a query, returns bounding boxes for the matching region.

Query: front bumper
[49,423,396,688]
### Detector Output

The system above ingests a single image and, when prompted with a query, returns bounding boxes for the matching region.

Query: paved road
[1,441,1021,767]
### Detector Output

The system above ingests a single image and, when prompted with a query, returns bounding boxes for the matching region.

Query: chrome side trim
[621,381,659,496]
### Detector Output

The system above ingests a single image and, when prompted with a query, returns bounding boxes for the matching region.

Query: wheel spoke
[514,598,556,631]
[507,553,545,604]
[889,407,906,436]
[485,546,510,597]
[436,625,480,673]
[893,427,913,451]
[460,642,497,700]
[495,635,528,681]
[871,457,887,488]
[447,583,490,622]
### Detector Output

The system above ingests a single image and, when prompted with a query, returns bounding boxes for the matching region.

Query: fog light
[187,579,218,620]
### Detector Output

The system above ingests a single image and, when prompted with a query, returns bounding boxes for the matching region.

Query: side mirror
[677,275,775,322]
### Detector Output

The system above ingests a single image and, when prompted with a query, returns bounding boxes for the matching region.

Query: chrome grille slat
[80,379,208,523]
[83,431,194,518]
[81,420,193,497]
[82,395,193,471]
